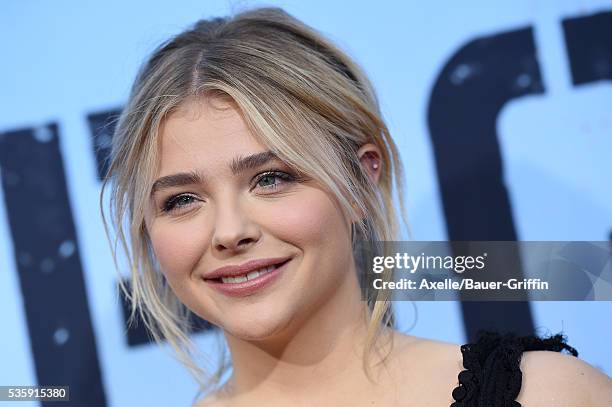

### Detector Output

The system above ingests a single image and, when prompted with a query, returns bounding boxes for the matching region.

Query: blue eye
[254,171,295,191]
[159,170,301,215]
[162,194,198,213]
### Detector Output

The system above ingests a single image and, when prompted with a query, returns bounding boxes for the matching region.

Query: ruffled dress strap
[450,330,578,407]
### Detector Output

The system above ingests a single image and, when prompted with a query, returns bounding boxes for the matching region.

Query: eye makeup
[158,168,303,215]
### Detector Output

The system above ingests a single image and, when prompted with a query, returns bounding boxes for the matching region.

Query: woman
[100,7,611,406]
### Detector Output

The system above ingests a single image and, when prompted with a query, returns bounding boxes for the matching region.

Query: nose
[211,197,260,253]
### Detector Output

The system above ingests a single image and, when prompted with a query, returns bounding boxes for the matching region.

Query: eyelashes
[253,170,296,191]
[162,194,198,214]
[160,169,300,215]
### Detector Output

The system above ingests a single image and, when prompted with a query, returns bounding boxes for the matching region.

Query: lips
[203,258,291,297]
[203,257,292,281]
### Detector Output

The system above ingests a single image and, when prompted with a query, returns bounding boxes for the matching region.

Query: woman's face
[144,98,357,340]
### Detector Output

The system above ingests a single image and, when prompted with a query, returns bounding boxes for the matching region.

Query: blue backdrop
[1,1,611,406]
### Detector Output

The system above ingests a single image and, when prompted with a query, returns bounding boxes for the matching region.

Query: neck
[221,268,394,403]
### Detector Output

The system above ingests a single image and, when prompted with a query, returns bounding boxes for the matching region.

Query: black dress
[450,331,579,407]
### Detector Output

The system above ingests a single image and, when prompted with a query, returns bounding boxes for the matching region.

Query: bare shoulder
[518,350,612,407]
[389,332,464,405]
[392,331,462,362]
[390,331,612,407]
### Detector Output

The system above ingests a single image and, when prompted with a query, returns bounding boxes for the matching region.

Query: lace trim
[450,331,578,407]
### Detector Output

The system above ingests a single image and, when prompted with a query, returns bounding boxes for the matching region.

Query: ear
[357,143,382,185]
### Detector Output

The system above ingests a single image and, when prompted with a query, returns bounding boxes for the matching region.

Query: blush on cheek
[267,189,349,247]
[149,225,208,280]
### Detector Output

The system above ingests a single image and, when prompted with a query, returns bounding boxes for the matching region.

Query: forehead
[157,98,267,174]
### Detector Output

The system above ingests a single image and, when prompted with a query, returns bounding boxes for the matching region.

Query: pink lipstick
[203,258,291,297]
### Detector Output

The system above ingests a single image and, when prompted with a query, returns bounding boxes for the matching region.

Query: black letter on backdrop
[0,125,107,407]
[563,11,612,85]
[427,28,541,339]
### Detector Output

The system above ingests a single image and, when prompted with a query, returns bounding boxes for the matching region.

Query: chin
[222,312,295,342]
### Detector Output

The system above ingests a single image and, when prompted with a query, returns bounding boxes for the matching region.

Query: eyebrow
[150,150,280,196]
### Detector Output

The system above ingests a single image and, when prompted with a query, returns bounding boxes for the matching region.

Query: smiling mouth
[205,259,291,284]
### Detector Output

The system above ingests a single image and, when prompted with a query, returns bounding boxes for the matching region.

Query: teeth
[246,270,260,279]
[221,265,275,284]
[234,276,247,283]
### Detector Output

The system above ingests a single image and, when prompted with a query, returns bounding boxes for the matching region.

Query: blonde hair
[100,6,409,399]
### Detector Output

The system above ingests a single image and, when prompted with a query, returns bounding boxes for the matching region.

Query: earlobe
[356,143,382,185]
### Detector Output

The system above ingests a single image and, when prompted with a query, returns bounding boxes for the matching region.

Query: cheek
[266,188,350,249]
[148,221,209,282]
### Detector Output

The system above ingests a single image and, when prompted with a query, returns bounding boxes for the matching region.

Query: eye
[253,170,297,192]
[161,194,200,214]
